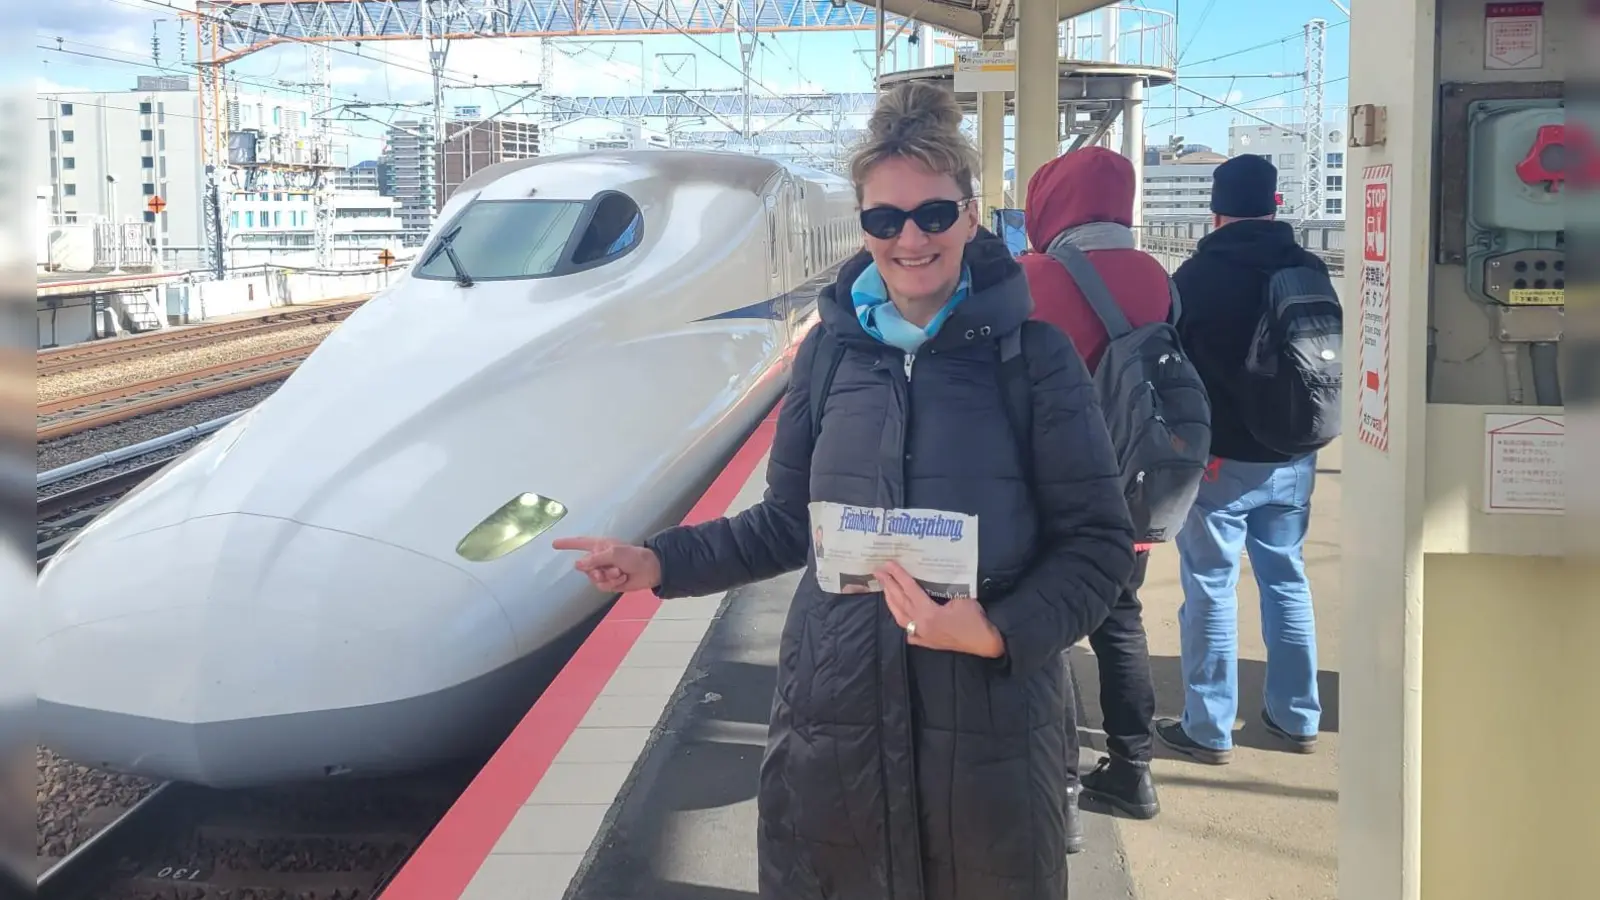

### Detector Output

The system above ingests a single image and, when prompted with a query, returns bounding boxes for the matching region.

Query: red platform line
[378,397,784,900]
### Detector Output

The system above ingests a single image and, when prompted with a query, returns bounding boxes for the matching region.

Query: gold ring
[905,621,917,638]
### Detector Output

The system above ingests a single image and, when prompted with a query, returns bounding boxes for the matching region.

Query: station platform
[380,408,1343,900]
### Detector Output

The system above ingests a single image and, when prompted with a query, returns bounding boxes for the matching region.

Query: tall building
[437,118,540,210]
[384,121,437,246]
[36,77,355,268]
[1228,122,1348,218]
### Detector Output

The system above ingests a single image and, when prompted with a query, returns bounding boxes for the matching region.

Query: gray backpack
[1047,242,1213,543]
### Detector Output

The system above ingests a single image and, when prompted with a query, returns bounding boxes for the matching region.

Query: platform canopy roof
[864,0,1120,41]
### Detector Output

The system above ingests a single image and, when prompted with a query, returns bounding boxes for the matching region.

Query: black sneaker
[1080,755,1161,820]
[1153,718,1232,765]
[1065,784,1085,854]
[1261,708,1318,753]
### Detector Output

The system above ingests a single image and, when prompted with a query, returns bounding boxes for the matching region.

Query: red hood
[1023,147,1137,250]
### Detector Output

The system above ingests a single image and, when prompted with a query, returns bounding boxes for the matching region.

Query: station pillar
[1012,0,1059,209]
[976,38,1008,217]
[1119,76,1145,230]
[1340,2,1596,899]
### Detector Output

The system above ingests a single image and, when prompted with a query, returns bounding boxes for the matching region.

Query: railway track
[37,347,309,442]
[37,456,174,570]
[36,299,367,377]
[37,765,478,900]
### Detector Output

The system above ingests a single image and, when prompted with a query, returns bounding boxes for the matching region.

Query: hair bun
[848,82,978,199]
[868,82,964,142]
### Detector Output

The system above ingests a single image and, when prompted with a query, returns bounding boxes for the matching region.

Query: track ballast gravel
[36,381,283,475]
[36,322,340,405]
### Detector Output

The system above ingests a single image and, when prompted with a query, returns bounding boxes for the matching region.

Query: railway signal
[378,249,396,267]
[146,195,167,215]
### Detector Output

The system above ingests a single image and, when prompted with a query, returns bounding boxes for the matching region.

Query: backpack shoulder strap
[1045,241,1134,338]
[1166,275,1184,327]
[997,323,1040,488]
[808,327,846,443]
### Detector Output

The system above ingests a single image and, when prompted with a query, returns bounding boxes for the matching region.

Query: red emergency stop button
[1515,124,1565,192]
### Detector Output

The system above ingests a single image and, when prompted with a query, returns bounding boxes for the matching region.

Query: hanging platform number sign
[1484,2,1544,70]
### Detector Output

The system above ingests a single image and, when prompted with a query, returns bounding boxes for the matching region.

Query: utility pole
[310,44,334,267]
[1302,18,1327,220]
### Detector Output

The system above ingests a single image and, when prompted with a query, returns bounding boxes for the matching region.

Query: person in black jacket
[1156,154,1327,766]
[554,82,1136,900]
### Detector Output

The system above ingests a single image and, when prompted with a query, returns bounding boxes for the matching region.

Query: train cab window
[571,191,644,266]
[416,199,585,281]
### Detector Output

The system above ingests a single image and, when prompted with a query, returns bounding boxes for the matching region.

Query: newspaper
[808,501,979,600]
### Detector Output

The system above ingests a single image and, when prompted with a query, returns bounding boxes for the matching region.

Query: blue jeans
[1174,454,1321,750]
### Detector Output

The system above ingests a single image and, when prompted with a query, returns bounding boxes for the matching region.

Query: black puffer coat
[644,231,1136,900]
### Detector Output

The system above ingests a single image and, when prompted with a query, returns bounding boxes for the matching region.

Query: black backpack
[1045,242,1212,543]
[1234,265,1344,456]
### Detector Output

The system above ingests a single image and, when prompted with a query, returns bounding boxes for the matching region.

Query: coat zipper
[894,346,924,899]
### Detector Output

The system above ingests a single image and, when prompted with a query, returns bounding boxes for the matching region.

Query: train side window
[571,191,644,267]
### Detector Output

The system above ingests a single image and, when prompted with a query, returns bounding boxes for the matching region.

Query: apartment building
[36,76,348,268]
[1227,121,1348,218]
[438,118,540,210]
[1141,148,1228,219]
[384,120,437,246]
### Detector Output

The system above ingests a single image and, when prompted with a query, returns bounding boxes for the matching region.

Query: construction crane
[184,0,901,279]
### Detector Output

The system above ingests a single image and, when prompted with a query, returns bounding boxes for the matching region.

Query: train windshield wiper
[422,225,475,287]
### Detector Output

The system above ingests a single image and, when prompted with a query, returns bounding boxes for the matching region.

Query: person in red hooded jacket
[1018,146,1167,847]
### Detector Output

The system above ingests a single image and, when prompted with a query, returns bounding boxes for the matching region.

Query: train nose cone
[37,513,517,788]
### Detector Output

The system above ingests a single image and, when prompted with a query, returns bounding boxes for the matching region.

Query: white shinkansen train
[37,150,859,788]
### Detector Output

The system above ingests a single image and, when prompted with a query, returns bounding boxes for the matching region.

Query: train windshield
[415,199,587,281]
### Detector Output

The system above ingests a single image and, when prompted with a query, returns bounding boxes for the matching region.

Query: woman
[555,82,1135,900]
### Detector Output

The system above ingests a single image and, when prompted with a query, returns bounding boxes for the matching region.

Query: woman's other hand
[552,537,664,592]
[876,561,1005,659]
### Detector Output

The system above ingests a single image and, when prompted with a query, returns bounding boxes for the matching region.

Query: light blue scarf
[850,263,973,354]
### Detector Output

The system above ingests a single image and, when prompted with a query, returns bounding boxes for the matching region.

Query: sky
[32,0,1351,164]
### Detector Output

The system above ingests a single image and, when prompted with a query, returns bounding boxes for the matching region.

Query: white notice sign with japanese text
[809,502,979,599]
[1483,413,1564,514]
[1357,164,1393,453]
[1484,2,1544,70]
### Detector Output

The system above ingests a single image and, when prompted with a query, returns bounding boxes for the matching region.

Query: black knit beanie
[1210,154,1279,218]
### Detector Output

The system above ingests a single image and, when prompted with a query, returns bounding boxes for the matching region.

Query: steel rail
[36,348,309,442]
[36,297,367,369]
[37,300,364,376]
[35,782,195,900]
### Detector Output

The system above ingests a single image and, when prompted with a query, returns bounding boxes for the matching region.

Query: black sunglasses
[859,198,974,240]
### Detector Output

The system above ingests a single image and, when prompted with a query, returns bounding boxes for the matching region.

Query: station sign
[954,49,1017,93]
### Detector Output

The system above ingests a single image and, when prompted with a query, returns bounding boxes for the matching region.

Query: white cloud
[1225,89,1245,104]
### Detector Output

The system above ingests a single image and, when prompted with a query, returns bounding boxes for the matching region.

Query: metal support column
[1014,0,1060,209]
[977,37,1008,216]
[1121,76,1146,230]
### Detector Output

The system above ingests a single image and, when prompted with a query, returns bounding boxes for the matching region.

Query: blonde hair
[850,82,978,202]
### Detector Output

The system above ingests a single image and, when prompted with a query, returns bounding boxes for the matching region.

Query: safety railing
[1138,217,1347,274]
[884,3,1177,76]
[1060,4,1177,72]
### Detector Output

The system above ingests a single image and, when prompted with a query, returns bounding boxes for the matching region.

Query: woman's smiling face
[858,155,976,312]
